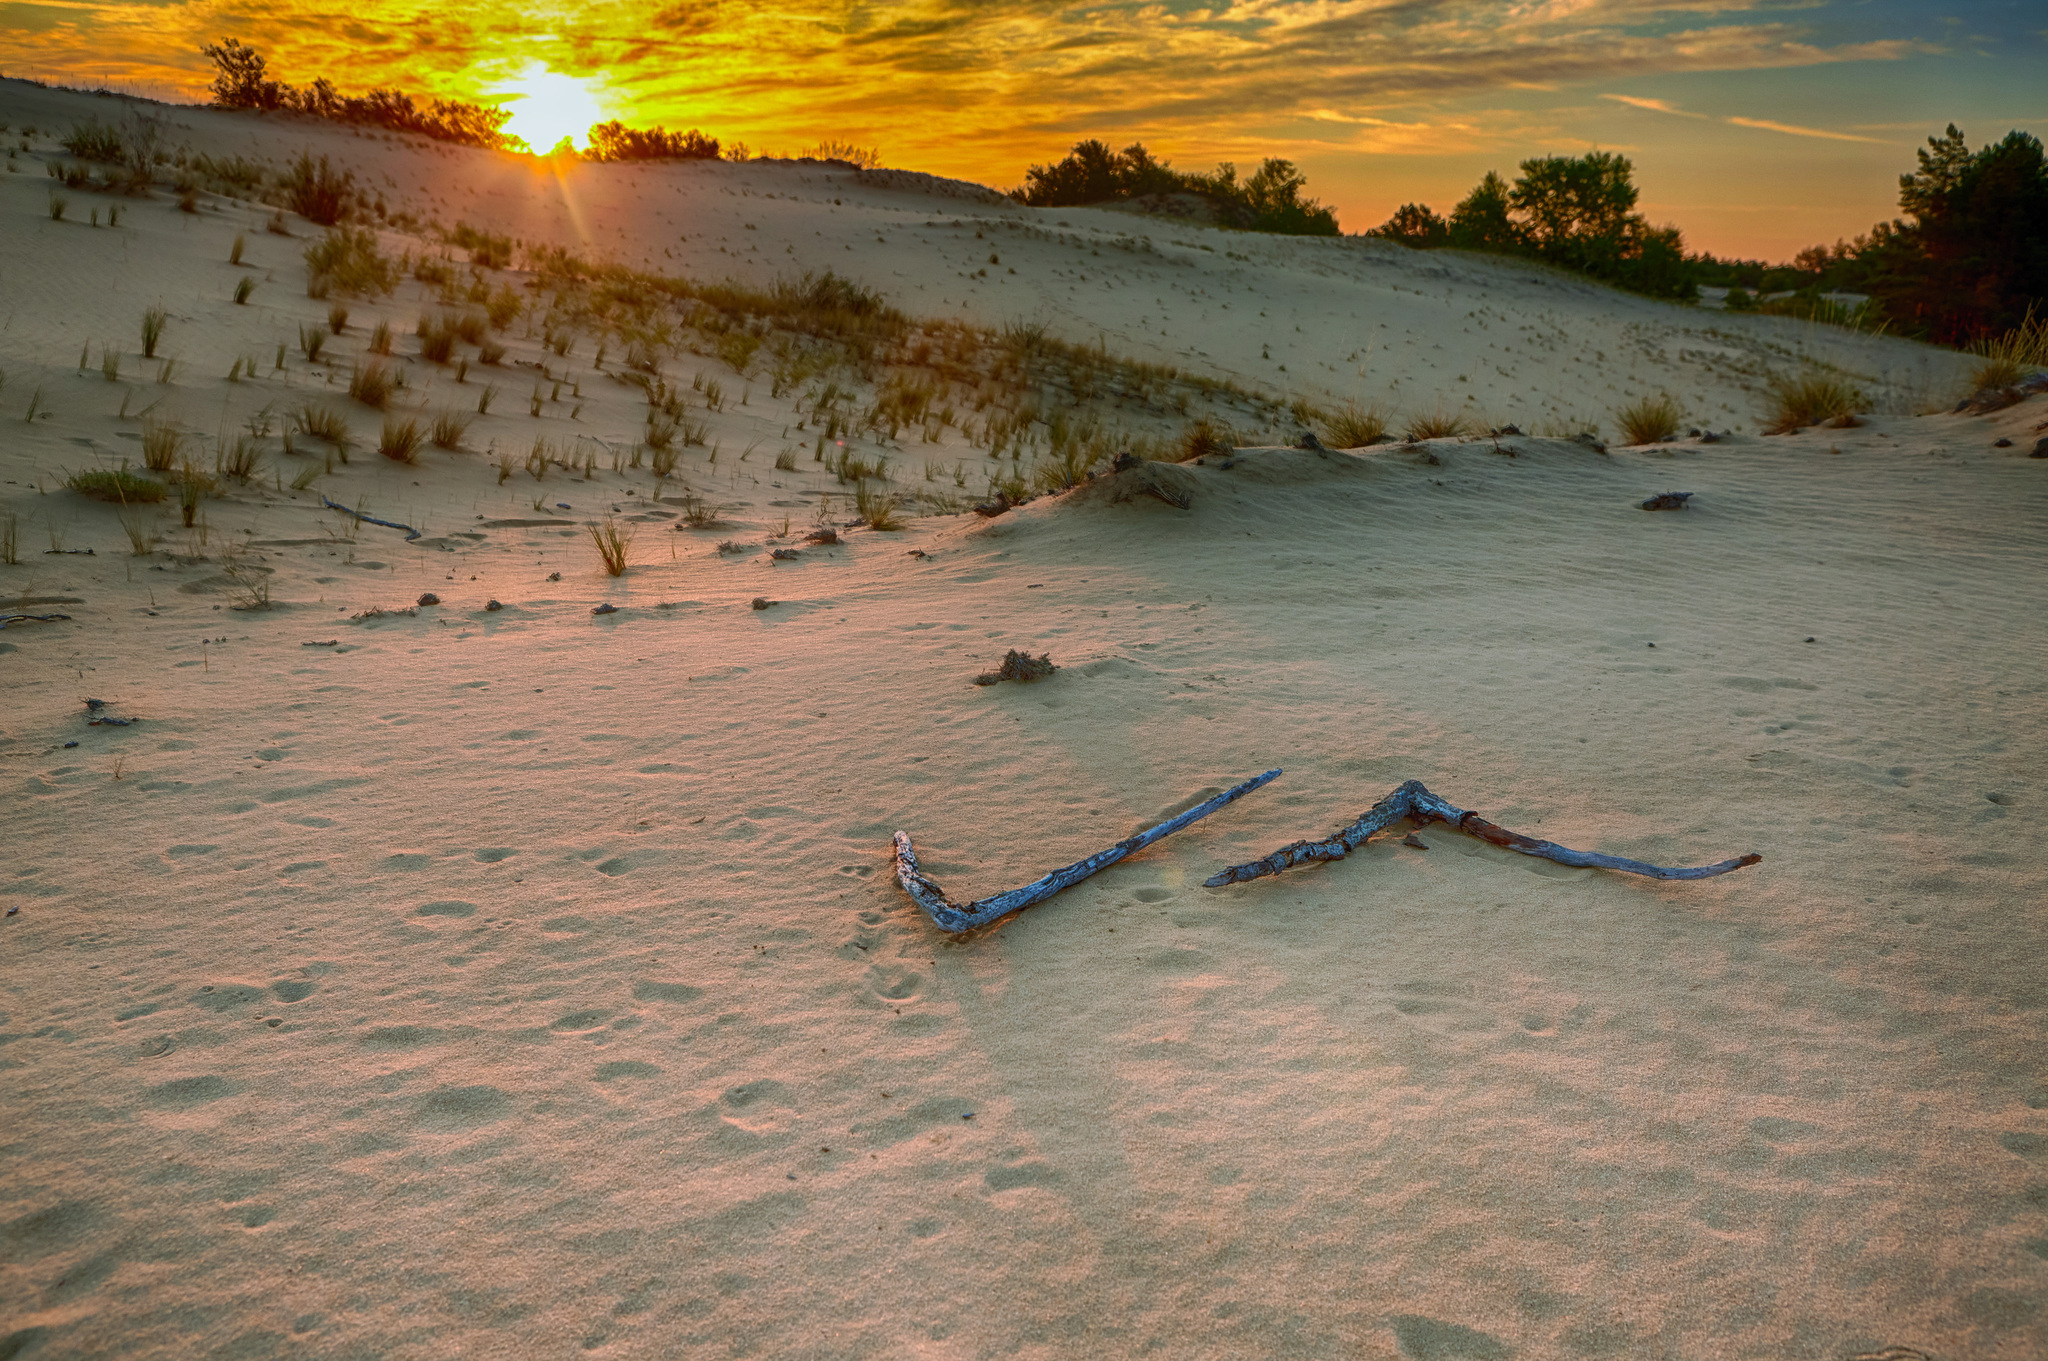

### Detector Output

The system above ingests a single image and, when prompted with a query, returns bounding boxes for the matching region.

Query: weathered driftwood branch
[323,496,421,542]
[1204,780,1760,887]
[895,769,1282,932]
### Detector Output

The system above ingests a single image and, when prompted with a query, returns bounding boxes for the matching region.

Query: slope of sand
[3,81,2047,1360]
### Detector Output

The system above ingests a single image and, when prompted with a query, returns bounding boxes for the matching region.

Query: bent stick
[323,496,422,542]
[1204,779,1760,887]
[895,769,1282,933]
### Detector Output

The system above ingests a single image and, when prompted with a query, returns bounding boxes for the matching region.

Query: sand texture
[2,82,2045,1360]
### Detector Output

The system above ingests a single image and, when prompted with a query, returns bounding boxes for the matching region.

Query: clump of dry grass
[1764,373,1861,434]
[1968,310,2046,393]
[367,320,393,355]
[299,324,327,362]
[140,305,166,358]
[1403,406,1470,441]
[67,466,163,502]
[378,415,422,462]
[417,314,456,364]
[587,514,633,575]
[140,416,181,470]
[348,360,395,408]
[429,410,472,450]
[1614,393,1683,445]
[1178,418,1232,461]
[216,435,262,480]
[974,650,1056,686]
[1320,400,1389,448]
[296,402,351,453]
[855,482,902,529]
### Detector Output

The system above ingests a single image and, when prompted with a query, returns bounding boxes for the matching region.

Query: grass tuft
[1404,406,1470,441]
[855,482,903,530]
[587,514,633,575]
[378,415,423,463]
[1764,373,1861,434]
[1615,393,1683,445]
[141,416,182,470]
[141,305,166,358]
[233,275,255,305]
[429,410,472,450]
[1321,400,1389,448]
[1177,418,1232,461]
[348,360,395,408]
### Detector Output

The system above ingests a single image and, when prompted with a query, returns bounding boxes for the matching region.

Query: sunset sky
[2,0,2041,259]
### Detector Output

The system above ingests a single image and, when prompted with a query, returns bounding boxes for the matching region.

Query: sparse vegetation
[1764,373,1862,433]
[367,320,393,355]
[587,514,633,575]
[176,461,209,526]
[1615,393,1683,445]
[47,191,66,220]
[233,275,256,305]
[328,304,349,334]
[141,305,165,358]
[216,435,262,480]
[67,466,163,502]
[1,513,18,565]
[299,323,327,361]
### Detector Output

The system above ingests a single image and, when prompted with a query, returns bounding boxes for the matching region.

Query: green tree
[1448,172,1519,251]
[1508,152,1637,274]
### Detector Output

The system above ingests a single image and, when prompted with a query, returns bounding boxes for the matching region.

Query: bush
[974,650,1056,686]
[1615,394,1682,445]
[67,466,163,502]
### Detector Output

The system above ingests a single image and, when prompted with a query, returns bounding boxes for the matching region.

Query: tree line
[1366,152,1693,300]
[1369,130,2046,341]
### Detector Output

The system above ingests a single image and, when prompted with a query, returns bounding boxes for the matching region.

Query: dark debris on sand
[974,650,1057,686]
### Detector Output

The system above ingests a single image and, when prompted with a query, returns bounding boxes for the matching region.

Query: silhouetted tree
[1015,140,1338,235]
[1369,203,1449,247]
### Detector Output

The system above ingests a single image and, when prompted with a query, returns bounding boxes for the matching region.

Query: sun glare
[503,66,604,153]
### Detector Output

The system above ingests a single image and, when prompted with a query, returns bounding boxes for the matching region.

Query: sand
[2,81,2045,1360]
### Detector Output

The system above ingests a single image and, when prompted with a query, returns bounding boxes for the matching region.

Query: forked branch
[895,769,1281,933]
[1205,780,1760,887]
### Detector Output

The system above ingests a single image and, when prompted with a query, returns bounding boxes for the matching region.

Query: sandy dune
[2,79,2045,1360]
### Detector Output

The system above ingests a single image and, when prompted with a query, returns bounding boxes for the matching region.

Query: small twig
[1205,780,1759,886]
[894,769,1281,933]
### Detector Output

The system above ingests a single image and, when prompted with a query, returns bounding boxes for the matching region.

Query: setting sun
[502,65,603,153]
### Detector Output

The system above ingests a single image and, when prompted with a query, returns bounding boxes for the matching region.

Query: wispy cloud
[1600,94,1706,117]
[1726,116,1886,143]
[1604,91,1890,143]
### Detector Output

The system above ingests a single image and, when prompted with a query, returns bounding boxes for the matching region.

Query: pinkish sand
[2,80,2045,1361]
